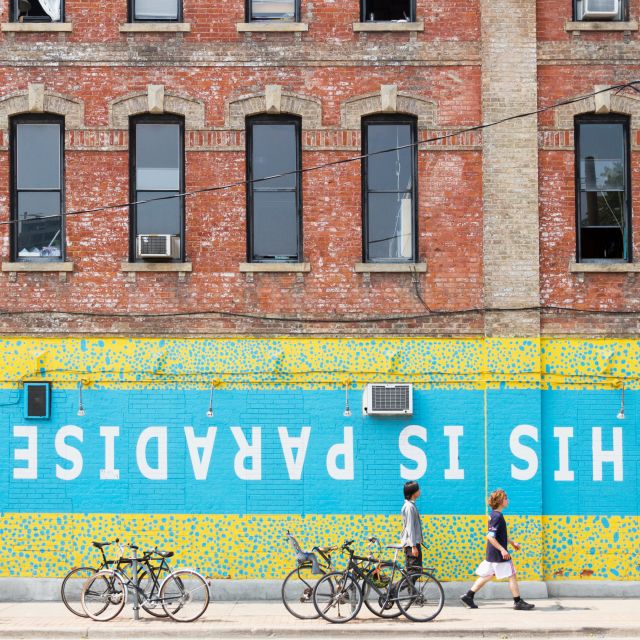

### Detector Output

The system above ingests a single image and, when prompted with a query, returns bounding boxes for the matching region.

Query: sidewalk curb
[1,626,640,639]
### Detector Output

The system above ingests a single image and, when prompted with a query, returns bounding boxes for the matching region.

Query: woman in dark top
[460,488,535,610]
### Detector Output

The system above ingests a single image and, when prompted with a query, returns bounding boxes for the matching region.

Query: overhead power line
[1,80,638,228]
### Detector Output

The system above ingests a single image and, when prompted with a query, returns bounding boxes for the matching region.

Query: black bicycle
[281,530,337,619]
[81,543,209,622]
[61,539,140,618]
[312,540,444,623]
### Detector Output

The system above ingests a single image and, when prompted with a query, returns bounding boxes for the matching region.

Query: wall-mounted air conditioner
[579,0,620,20]
[136,234,180,259]
[362,383,413,416]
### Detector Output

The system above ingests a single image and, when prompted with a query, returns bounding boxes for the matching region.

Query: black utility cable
[0,81,637,228]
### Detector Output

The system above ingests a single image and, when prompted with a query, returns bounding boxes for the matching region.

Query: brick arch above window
[0,84,84,129]
[109,85,205,129]
[227,86,322,129]
[556,85,640,130]
[341,85,437,129]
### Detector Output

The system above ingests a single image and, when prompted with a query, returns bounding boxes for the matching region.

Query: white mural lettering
[55,425,84,481]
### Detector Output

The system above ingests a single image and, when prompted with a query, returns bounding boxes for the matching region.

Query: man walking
[400,481,423,572]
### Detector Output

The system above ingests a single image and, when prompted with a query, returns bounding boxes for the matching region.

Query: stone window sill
[121,261,192,281]
[565,20,638,32]
[2,261,74,282]
[353,21,424,32]
[239,262,311,272]
[354,262,427,273]
[119,22,191,32]
[236,22,308,32]
[569,261,640,273]
[1,22,73,32]
[121,262,192,272]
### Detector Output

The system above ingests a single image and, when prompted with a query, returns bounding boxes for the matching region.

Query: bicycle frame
[341,545,404,610]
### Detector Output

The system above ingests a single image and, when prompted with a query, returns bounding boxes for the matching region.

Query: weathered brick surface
[0,3,484,336]
[1,1,639,336]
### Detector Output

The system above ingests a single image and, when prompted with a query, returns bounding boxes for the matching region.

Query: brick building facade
[0,0,638,588]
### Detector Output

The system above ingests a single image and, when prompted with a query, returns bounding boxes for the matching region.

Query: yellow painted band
[0,336,638,390]
[1,513,637,581]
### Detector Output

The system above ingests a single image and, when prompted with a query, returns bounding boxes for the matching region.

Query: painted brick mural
[0,337,638,582]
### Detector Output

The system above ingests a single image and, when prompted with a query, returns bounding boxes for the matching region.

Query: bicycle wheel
[160,569,210,622]
[362,562,402,619]
[281,563,325,619]
[312,571,362,624]
[396,569,445,622]
[61,566,97,618]
[81,570,127,622]
[138,564,170,618]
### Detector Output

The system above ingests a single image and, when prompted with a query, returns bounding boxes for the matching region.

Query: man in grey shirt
[400,481,423,572]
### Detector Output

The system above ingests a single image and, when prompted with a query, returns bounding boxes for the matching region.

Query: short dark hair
[404,481,419,499]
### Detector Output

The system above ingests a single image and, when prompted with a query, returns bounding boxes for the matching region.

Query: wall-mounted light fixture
[617,382,625,420]
[343,381,352,418]
[77,381,85,417]
[206,380,216,418]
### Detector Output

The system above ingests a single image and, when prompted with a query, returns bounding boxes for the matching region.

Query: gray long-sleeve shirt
[400,499,423,547]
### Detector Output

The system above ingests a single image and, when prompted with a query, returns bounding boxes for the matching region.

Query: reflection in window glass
[133,120,183,260]
[13,0,63,22]
[576,119,629,261]
[248,118,300,261]
[362,0,413,21]
[250,0,297,21]
[13,120,63,261]
[364,119,416,262]
[134,0,179,20]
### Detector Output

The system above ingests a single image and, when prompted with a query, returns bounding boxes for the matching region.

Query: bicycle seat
[314,546,334,553]
[386,545,404,550]
[92,541,110,549]
[153,550,174,558]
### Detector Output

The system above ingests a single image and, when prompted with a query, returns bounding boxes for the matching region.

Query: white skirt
[475,560,516,579]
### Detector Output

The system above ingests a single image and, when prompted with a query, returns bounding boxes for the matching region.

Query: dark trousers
[404,545,423,573]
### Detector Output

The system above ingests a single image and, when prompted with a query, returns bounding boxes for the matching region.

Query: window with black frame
[131,116,184,261]
[130,0,181,21]
[575,115,631,262]
[12,0,63,22]
[247,0,298,21]
[247,116,302,262]
[11,116,64,262]
[363,116,417,263]
[573,0,624,21]
[361,0,414,22]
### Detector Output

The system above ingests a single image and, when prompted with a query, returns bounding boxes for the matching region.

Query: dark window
[11,116,64,262]
[573,0,624,21]
[130,0,181,21]
[363,116,417,263]
[361,0,414,22]
[247,0,298,21]
[130,116,185,261]
[12,0,64,22]
[575,115,631,262]
[247,116,302,262]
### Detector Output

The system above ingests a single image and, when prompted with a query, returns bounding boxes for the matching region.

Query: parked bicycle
[61,539,141,618]
[281,530,338,619]
[312,539,444,623]
[80,542,210,622]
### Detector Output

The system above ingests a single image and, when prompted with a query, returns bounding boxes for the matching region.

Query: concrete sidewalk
[0,599,639,639]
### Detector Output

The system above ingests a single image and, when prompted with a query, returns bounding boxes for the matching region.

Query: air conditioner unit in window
[362,383,413,416]
[137,234,181,259]
[580,0,620,19]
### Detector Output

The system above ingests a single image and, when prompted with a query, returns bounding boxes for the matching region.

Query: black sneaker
[460,594,478,609]
[514,599,535,610]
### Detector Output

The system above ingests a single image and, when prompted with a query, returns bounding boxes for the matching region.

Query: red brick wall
[0,2,485,335]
